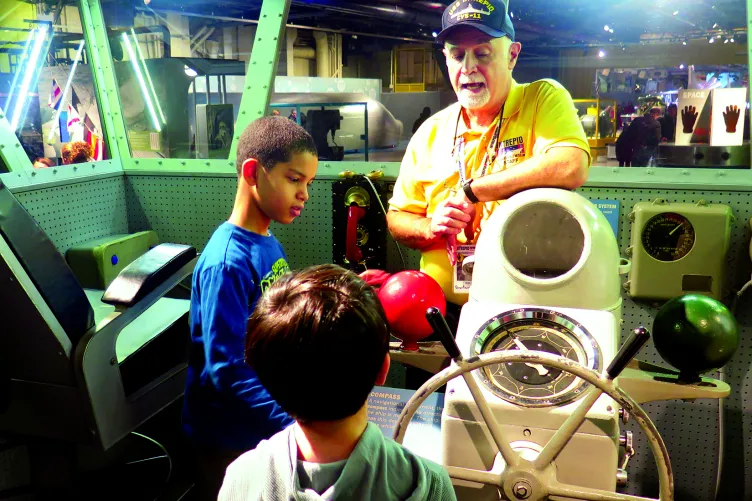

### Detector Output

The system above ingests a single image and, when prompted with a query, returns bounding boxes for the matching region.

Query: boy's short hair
[246,264,389,423]
[235,116,317,175]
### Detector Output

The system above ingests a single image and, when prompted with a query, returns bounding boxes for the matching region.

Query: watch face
[470,308,602,407]
[641,212,696,262]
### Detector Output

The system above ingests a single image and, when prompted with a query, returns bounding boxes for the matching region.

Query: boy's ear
[375,353,391,386]
[241,158,260,185]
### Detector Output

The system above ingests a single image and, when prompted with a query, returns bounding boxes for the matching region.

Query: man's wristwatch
[462,179,480,204]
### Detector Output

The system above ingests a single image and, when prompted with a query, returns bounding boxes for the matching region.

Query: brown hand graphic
[681,105,698,133]
[723,105,740,133]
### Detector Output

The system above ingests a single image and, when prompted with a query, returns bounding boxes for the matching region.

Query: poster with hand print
[676,89,712,145]
[710,88,747,146]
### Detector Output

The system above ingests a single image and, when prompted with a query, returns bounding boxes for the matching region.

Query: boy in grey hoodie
[219,264,456,501]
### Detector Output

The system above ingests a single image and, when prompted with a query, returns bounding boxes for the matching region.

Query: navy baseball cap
[437,0,515,44]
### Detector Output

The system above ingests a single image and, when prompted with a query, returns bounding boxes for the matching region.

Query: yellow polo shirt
[389,79,591,305]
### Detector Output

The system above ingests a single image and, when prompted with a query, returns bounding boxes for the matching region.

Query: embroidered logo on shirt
[260,258,290,293]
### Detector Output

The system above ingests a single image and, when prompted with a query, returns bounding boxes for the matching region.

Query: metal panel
[79,0,131,160]
[578,187,750,501]
[15,177,128,253]
[125,175,332,269]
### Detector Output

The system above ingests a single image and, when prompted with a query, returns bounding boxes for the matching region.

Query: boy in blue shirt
[219,265,456,501]
[182,116,318,498]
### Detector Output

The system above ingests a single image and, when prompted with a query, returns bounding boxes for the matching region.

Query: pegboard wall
[576,187,752,501]
[124,175,333,269]
[13,176,128,253]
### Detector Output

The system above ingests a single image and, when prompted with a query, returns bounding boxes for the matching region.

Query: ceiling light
[598,50,606,58]
[604,25,610,31]
[673,11,679,16]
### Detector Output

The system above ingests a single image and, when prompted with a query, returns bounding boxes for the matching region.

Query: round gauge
[470,308,602,407]
[641,212,695,262]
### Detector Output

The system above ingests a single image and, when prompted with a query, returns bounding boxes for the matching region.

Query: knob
[619,408,630,424]
[616,468,628,487]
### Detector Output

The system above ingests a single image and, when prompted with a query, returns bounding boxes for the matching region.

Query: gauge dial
[641,212,695,262]
[470,309,602,407]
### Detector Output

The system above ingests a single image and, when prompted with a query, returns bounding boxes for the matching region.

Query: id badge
[453,244,476,293]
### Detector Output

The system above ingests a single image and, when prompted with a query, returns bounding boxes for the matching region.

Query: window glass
[101,3,260,159]
[0,2,107,169]
[97,0,748,169]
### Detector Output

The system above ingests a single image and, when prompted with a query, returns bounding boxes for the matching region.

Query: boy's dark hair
[235,116,317,175]
[246,264,389,423]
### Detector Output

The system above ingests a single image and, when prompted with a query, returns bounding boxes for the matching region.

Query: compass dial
[470,308,602,407]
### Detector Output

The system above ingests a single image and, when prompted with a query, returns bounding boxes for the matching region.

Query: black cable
[360,174,408,270]
[129,432,173,501]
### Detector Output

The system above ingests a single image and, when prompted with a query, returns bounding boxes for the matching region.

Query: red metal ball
[378,270,446,350]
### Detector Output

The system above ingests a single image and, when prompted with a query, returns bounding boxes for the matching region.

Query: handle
[618,258,631,276]
[606,327,650,380]
[346,205,366,263]
[426,307,462,361]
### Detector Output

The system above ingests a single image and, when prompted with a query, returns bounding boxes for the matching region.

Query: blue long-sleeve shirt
[182,222,294,451]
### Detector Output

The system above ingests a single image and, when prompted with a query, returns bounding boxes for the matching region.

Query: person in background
[660,104,677,142]
[616,107,662,167]
[632,107,662,166]
[412,106,432,134]
[61,142,92,165]
[33,157,55,169]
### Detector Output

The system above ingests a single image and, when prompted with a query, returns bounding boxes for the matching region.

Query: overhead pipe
[131,24,171,57]
[144,7,436,44]
[313,31,330,78]
[290,0,439,27]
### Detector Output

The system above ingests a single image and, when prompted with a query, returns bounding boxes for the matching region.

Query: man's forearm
[386,210,441,250]
[472,147,589,203]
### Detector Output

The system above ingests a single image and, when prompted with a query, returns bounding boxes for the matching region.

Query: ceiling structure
[24,0,749,63]
[112,0,748,47]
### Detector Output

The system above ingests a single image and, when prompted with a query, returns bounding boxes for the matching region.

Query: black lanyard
[451,104,505,184]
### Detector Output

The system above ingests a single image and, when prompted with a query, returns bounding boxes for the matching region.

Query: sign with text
[676,89,712,145]
[367,386,444,463]
[591,200,621,238]
[710,88,747,146]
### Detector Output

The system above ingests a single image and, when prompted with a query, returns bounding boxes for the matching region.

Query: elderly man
[387,0,590,322]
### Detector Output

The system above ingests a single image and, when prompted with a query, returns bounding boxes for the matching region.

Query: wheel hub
[501,469,547,501]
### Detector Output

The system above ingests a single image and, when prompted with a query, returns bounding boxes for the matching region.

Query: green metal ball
[653,294,739,381]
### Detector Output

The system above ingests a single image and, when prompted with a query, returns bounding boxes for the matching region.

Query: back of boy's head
[246,264,389,423]
[235,116,317,175]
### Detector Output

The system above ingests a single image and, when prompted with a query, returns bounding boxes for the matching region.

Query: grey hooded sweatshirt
[219,423,457,501]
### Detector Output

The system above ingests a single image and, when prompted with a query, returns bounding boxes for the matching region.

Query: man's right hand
[430,192,476,266]
[429,195,475,239]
